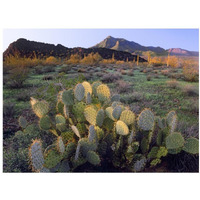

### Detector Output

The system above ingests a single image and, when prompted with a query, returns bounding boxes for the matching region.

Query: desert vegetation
[3,53,199,172]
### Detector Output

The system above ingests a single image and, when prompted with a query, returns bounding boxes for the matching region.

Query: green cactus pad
[148,147,159,159]
[96,84,110,102]
[103,117,114,131]
[150,158,161,167]
[131,142,139,153]
[74,83,85,101]
[84,106,97,125]
[166,110,176,127]
[166,132,184,150]
[56,101,64,114]
[95,126,104,141]
[157,117,164,129]
[75,143,81,161]
[88,125,96,142]
[128,130,135,145]
[138,108,155,131]
[82,81,92,96]
[105,107,115,121]
[96,109,104,127]
[92,81,102,97]
[120,110,135,126]
[44,149,63,169]
[112,106,122,120]
[86,92,92,104]
[32,100,49,118]
[58,160,70,172]
[71,156,87,169]
[62,89,74,106]
[141,137,149,154]
[78,138,97,157]
[111,94,121,102]
[157,146,168,158]
[63,142,76,159]
[55,114,66,124]
[56,123,67,132]
[98,141,107,155]
[76,123,87,135]
[183,138,199,154]
[72,102,86,123]
[116,120,129,135]
[39,115,51,130]
[61,130,74,143]
[18,116,28,129]
[86,151,100,165]
[56,136,65,154]
[29,140,44,171]
[168,147,182,154]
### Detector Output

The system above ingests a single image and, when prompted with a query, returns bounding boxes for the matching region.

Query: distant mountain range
[3,38,146,62]
[92,36,199,56]
[3,36,199,62]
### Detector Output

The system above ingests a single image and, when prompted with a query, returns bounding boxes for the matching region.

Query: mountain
[3,38,147,62]
[93,36,199,56]
[92,36,167,55]
[167,48,199,56]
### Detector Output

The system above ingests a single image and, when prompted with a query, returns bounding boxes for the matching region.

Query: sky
[3,29,199,52]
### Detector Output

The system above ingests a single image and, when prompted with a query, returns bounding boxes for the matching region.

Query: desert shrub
[116,80,131,93]
[181,85,198,96]
[161,70,170,76]
[183,63,199,82]
[146,75,152,81]
[96,72,104,77]
[78,68,86,73]
[34,65,44,74]
[121,70,127,75]
[42,66,55,73]
[58,65,72,73]
[16,92,30,101]
[42,75,54,81]
[167,79,178,89]
[45,56,58,66]
[143,68,152,73]
[127,69,134,76]
[3,102,15,118]
[66,54,82,64]
[80,53,102,65]
[121,92,143,104]
[101,73,121,83]
[8,66,29,88]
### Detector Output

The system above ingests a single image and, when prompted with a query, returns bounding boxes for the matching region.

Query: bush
[42,75,54,81]
[101,73,121,83]
[8,66,29,88]
[121,92,143,104]
[45,56,58,66]
[3,102,15,118]
[167,79,178,89]
[146,75,152,81]
[80,53,102,65]
[181,85,198,96]
[116,80,131,93]
[183,64,199,82]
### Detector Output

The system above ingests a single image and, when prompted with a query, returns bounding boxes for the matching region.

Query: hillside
[167,48,199,56]
[3,38,147,62]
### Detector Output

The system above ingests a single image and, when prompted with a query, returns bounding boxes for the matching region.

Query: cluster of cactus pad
[18,81,199,172]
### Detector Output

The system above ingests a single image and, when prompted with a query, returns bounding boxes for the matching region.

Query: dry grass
[167,79,178,89]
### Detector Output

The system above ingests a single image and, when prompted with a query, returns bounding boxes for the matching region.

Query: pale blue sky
[3,29,199,52]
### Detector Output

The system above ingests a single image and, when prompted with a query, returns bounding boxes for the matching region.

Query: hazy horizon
[3,29,199,52]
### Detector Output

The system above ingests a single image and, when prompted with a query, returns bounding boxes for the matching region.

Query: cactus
[166,132,184,150]
[86,92,92,104]
[32,100,49,118]
[71,125,81,138]
[92,81,102,97]
[138,108,155,131]
[96,109,104,127]
[116,120,129,135]
[82,81,92,97]
[18,116,27,129]
[55,114,66,124]
[74,83,85,101]
[120,110,135,126]
[39,115,51,130]
[112,106,122,120]
[84,106,97,125]
[183,138,199,154]
[29,139,44,171]
[23,81,198,172]
[96,84,110,102]
[86,151,100,165]
[56,136,65,154]
[62,89,74,106]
